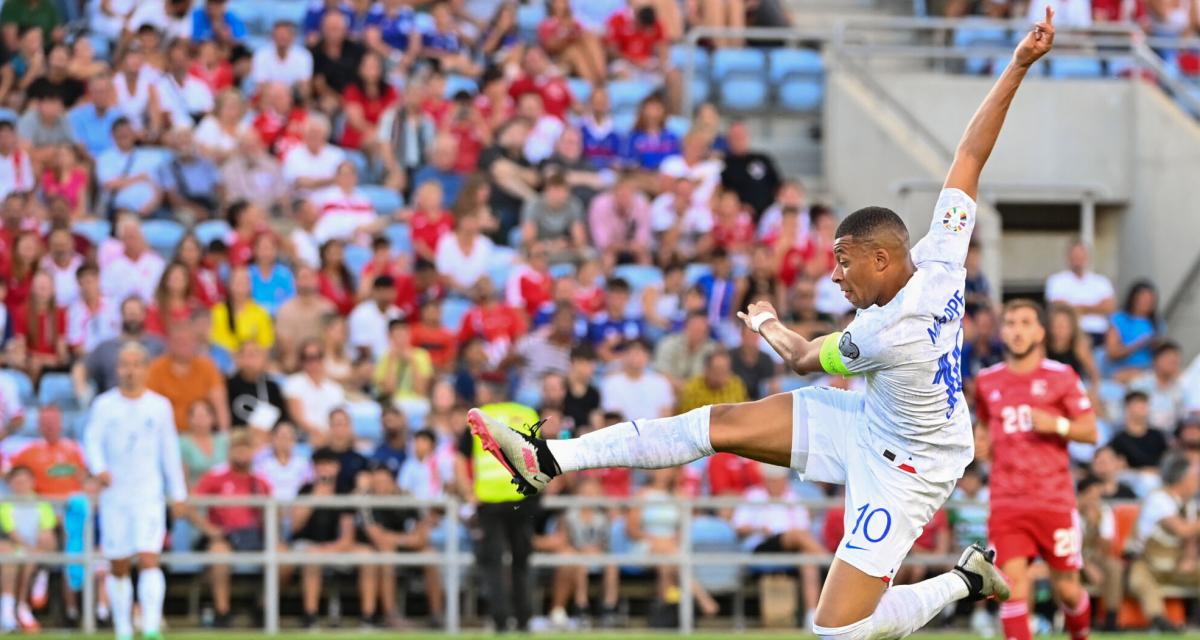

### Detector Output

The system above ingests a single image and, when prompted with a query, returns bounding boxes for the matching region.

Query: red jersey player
[975,300,1098,640]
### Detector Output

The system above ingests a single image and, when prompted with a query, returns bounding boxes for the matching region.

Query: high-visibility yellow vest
[472,402,540,504]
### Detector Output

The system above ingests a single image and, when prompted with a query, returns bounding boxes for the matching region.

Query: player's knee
[814,616,875,640]
[137,553,160,568]
[1052,574,1084,607]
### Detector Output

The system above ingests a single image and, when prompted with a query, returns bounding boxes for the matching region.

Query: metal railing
[0,493,990,635]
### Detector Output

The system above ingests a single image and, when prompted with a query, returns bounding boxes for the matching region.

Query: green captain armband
[819,332,853,376]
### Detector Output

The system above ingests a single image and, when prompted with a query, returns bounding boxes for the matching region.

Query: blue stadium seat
[548,263,576,279]
[384,223,413,257]
[953,24,1010,75]
[687,77,711,106]
[488,262,514,290]
[142,219,186,258]
[665,115,691,138]
[613,264,664,292]
[72,219,111,247]
[344,149,369,178]
[567,77,592,104]
[608,79,658,115]
[515,2,546,40]
[0,108,16,123]
[444,74,479,97]
[612,111,637,134]
[691,516,742,594]
[684,263,712,286]
[1049,57,1104,79]
[608,517,648,577]
[770,49,825,112]
[719,77,768,112]
[342,243,372,282]
[264,1,306,28]
[350,403,383,443]
[670,45,711,75]
[441,297,472,332]
[16,408,39,438]
[193,219,231,247]
[359,184,403,214]
[37,373,77,410]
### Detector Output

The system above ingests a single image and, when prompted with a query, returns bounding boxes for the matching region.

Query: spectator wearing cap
[96,119,163,219]
[654,312,719,392]
[155,38,215,131]
[509,46,575,121]
[411,134,465,208]
[600,337,674,420]
[190,429,272,627]
[720,121,782,217]
[251,20,313,95]
[289,446,358,630]
[67,73,121,156]
[17,89,73,159]
[348,272,402,359]
[1126,455,1200,633]
[159,128,222,220]
[283,114,345,194]
[1110,390,1169,485]
[1105,280,1162,383]
[1045,240,1115,347]
[1130,342,1188,432]
[310,11,366,115]
[284,339,347,443]
[311,161,384,245]
[0,121,34,200]
[435,208,495,294]
[588,175,653,269]
[191,0,247,45]
[521,171,588,260]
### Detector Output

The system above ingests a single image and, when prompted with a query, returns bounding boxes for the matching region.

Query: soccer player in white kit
[469,9,1058,640]
[84,342,187,640]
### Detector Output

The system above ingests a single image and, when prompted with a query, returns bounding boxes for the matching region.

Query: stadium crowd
[0,0,1197,634]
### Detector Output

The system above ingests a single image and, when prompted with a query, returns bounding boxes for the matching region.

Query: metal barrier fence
[0,494,995,635]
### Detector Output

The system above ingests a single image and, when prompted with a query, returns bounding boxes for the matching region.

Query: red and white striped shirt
[310,186,378,244]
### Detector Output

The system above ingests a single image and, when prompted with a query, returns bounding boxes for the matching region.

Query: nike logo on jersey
[844,541,868,551]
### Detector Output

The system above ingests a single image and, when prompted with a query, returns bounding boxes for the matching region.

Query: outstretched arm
[737,301,828,375]
[944,6,1056,200]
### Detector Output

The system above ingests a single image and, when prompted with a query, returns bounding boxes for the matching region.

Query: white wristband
[750,312,777,333]
[1055,417,1070,437]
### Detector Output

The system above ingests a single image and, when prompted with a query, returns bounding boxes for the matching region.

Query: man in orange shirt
[8,405,86,498]
[147,323,230,432]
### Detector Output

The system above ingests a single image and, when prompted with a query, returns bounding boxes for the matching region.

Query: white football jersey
[836,188,977,482]
[84,388,187,505]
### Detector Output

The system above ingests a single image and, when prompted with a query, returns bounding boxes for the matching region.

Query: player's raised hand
[737,300,779,334]
[1014,6,1055,68]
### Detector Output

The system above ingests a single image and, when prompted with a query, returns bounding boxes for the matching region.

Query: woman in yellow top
[210,266,275,352]
[374,320,433,405]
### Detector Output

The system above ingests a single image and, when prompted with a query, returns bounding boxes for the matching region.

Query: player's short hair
[1161,454,1194,487]
[835,206,909,248]
[1001,298,1046,327]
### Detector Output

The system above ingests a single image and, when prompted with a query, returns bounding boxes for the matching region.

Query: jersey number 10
[1000,404,1034,434]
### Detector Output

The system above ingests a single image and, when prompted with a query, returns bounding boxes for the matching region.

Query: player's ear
[872,246,891,273]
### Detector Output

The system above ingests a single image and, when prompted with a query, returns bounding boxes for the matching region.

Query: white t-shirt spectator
[659,156,723,208]
[1129,489,1195,554]
[0,370,25,428]
[283,372,346,434]
[40,255,83,307]
[289,227,320,269]
[1129,372,1189,432]
[600,369,674,420]
[650,193,714,235]
[128,0,193,40]
[523,115,565,164]
[282,144,345,189]
[66,297,121,354]
[435,233,495,290]
[0,148,35,200]
[731,486,812,548]
[1029,0,1091,28]
[310,185,378,244]
[101,250,166,304]
[193,116,249,158]
[1045,269,1115,336]
[347,301,403,360]
[155,73,214,130]
[251,45,314,89]
[115,65,160,127]
[252,450,313,500]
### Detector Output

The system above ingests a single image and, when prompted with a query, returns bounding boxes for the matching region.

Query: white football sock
[547,406,715,472]
[814,573,969,640]
[138,568,165,634]
[105,575,133,639]
[1,593,16,628]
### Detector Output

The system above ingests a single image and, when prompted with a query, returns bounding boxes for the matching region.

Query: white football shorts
[789,386,956,581]
[99,497,166,560]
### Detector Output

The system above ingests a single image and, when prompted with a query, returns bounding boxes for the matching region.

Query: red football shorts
[989,508,1082,572]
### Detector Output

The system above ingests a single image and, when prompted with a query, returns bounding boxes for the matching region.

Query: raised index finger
[1044,5,1054,26]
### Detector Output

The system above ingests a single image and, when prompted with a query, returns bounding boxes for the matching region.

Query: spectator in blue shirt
[158,129,221,220]
[621,93,679,170]
[579,87,621,169]
[249,234,297,316]
[303,0,354,46]
[371,405,409,476]
[1106,280,1163,380]
[411,133,463,208]
[96,118,163,218]
[192,0,248,45]
[364,0,421,71]
[419,1,478,76]
[587,277,644,362]
[68,74,122,156]
[695,248,736,326]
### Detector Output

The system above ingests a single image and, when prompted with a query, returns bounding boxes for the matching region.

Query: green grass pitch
[24,634,1200,639]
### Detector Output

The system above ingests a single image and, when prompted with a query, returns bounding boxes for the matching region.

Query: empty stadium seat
[350,402,383,442]
[567,77,592,104]
[444,74,479,97]
[684,262,712,286]
[16,407,39,437]
[142,219,186,258]
[384,223,413,257]
[359,184,404,214]
[193,219,231,247]
[613,264,664,292]
[0,107,16,123]
[770,49,825,113]
[687,77,712,105]
[342,243,372,282]
[441,297,472,331]
[1049,57,1104,79]
[515,2,546,40]
[72,219,111,247]
[665,114,691,137]
[548,263,576,279]
[344,149,370,178]
[608,79,658,115]
[953,24,1011,74]
[670,45,711,74]
[712,48,766,81]
[719,77,768,112]
[612,110,637,134]
[37,372,77,410]
[488,262,514,289]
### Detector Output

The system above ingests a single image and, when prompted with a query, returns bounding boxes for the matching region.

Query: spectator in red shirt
[190,430,273,628]
[538,0,606,85]
[12,270,68,382]
[473,66,515,133]
[605,4,681,111]
[4,231,40,317]
[339,52,398,151]
[710,189,755,255]
[707,452,764,496]
[226,201,269,268]
[356,236,407,303]
[458,278,526,368]
[146,261,201,336]
[406,181,454,264]
[317,239,356,316]
[190,39,234,93]
[440,94,486,175]
[252,81,307,157]
[411,299,457,371]
[175,234,224,308]
[508,46,574,120]
[505,241,554,319]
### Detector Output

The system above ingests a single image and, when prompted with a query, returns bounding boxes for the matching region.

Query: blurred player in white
[470,9,1057,640]
[84,342,187,640]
